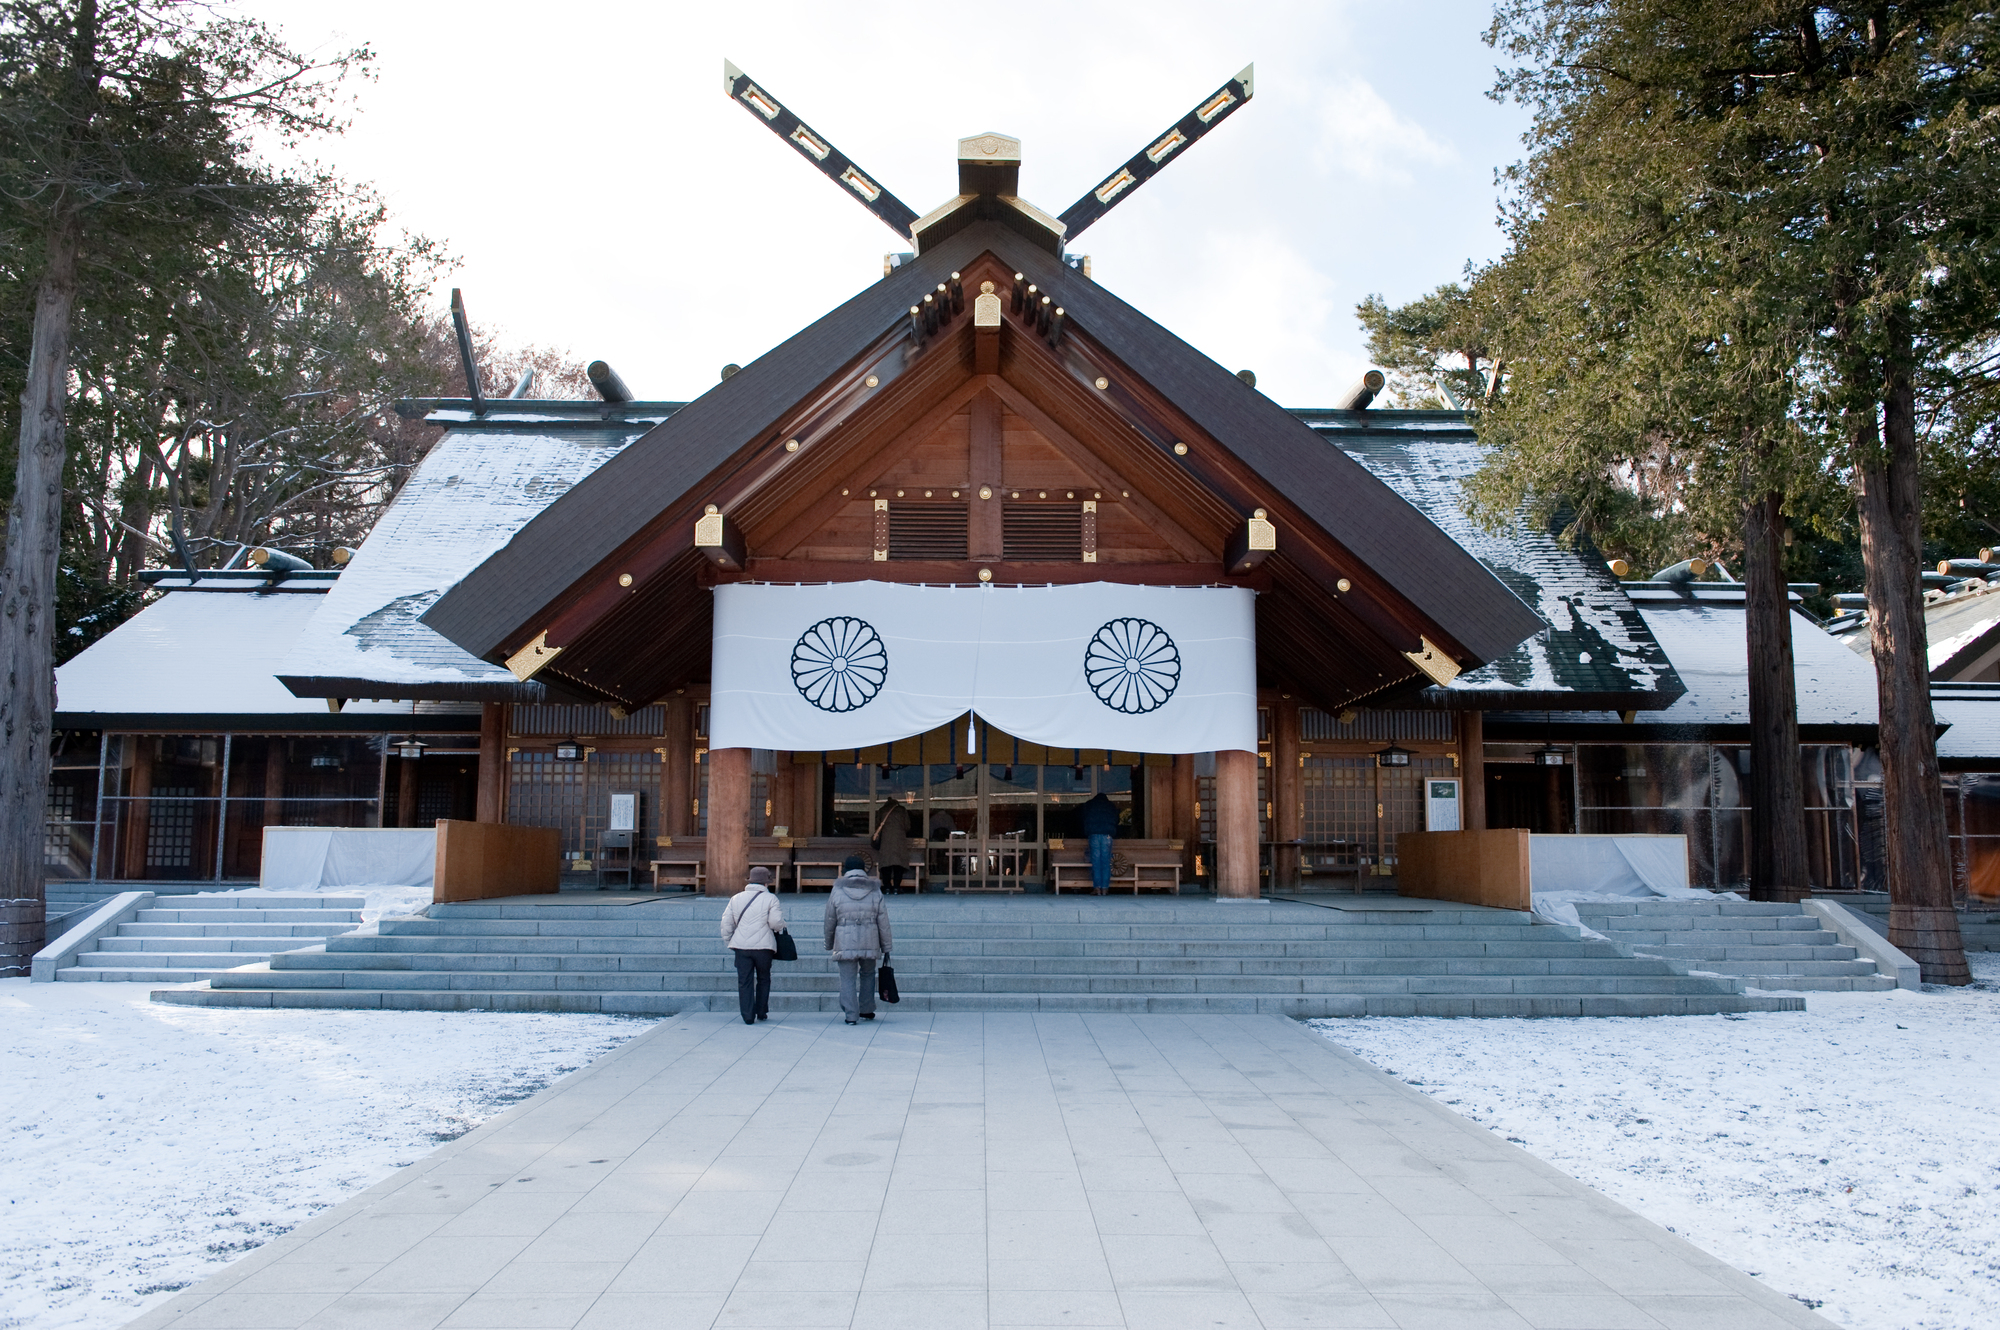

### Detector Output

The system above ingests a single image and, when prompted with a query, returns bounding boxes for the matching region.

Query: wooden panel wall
[1397,829,1531,911]
[434,820,561,902]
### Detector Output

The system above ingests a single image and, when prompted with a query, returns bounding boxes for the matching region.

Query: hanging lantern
[1535,745,1568,766]
[396,735,427,760]
[1375,744,1412,768]
[554,738,584,761]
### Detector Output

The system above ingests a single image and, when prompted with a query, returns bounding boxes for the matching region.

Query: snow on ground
[0,981,648,1330]
[1313,953,2000,1330]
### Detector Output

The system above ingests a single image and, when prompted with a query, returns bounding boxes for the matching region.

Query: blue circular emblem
[1084,618,1181,714]
[792,617,887,712]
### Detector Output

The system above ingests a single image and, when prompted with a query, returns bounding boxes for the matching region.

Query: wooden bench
[1047,839,1185,894]
[793,837,868,891]
[651,836,704,891]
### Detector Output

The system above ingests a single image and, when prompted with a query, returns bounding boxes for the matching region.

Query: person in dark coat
[823,855,892,1023]
[1078,792,1120,895]
[872,797,912,894]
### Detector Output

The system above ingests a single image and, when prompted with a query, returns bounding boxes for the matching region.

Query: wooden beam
[970,393,1003,560]
[1214,748,1260,898]
[760,373,989,559]
[476,703,508,823]
[662,696,693,837]
[707,747,750,897]
[731,559,1264,588]
[981,375,1215,564]
[1459,709,1486,831]
[1271,698,1301,888]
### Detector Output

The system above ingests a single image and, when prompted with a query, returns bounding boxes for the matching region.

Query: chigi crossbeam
[723,60,919,238]
[1057,65,1255,239]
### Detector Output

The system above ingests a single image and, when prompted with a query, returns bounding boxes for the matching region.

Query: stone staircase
[1835,891,2000,952]
[152,895,1805,1017]
[1573,898,1897,991]
[62,894,366,982]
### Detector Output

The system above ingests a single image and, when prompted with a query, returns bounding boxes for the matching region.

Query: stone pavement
[126,1014,1836,1330]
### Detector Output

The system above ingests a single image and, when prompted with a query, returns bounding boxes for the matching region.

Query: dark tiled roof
[1303,413,1684,710]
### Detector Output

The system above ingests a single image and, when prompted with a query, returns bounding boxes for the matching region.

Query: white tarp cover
[260,827,435,891]
[1525,833,1732,934]
[709,581,1257,753]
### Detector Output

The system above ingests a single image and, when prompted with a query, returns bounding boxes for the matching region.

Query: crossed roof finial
[722,60,1254,258]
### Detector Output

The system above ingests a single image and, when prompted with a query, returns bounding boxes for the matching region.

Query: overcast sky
[240,0,1528,405]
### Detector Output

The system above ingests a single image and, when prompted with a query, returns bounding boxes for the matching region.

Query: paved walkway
[127,1014,1835,1330]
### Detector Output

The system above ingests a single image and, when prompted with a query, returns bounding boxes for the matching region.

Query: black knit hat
[841,855,866,873]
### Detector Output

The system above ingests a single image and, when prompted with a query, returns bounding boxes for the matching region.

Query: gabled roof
[277,402,677,702]
[423,222,1546,684]
[1310,414,1684,711]
[54,585,474,731]
[1485,587,1878,741]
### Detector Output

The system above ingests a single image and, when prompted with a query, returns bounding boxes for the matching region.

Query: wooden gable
[422,221,1545,718]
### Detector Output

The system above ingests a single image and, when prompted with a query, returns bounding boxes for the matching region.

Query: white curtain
[709,581,1257,754]
[260,827,436,890]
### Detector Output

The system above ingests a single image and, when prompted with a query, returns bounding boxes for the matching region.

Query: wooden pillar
[397,756,419,828]
[662,697,694,837]
[1145,763,1174,838]
[475,703,508,823]
[1214,748,1260,898]
[769,759,797,835]
[121,738,154,880]
[790,759,818,835]
[969,394,1003,561]
[1271,699,1301,888]
[707,746,751,897]
[1458,710,1485,831]
[1172,754,1199,876]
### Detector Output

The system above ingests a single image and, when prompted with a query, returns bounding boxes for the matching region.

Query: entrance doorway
[825,760,1142,890]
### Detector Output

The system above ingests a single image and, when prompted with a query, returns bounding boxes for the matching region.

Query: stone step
[98,936,333,953]
[152,985,1805,1017]
[135,908,362,925]
[274,950,1688,978]
[1590,928,1842,948]
[1623,943,1858,962]
[153,895,366,910]
[1572,912,1825,932]
[118,922,359,939]
[208,967,1744,996]
[1677,958,1880,977]
[79,951,278,969]
[1573,899,1803,916]
[1738,974,1899,992]
[61,967,252,983]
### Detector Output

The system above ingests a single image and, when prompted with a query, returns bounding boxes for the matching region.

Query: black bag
[774,929,798,962]
[877,960,900,1003]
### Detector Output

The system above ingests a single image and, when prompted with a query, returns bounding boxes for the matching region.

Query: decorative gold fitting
[978,486,993,500]
[694,511,725,547]
[1083,500,1097,512]
[978,568,993,582]
[1173,442,1188,456]
[1404,636,1462,685]
[784,438,800,452]
[1336,578,1351,593]
[873,498,888,511]
[618,573,634,588]
[1245,512,1276,553]
[505,630,562,683]
[1094,376,1110,390]
[864,375,879,388]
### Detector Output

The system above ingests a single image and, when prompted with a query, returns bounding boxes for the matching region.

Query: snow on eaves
[278,423,651,694]
[1319,425,1682,703]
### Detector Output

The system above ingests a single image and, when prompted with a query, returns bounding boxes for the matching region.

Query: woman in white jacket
[720,867,787,1024]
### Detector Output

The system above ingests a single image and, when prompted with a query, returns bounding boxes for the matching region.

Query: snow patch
[0,981,648,1330]
[1312,952,2000,1330]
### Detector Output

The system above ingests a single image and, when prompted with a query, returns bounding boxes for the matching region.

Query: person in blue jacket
[1077,792,1120,895]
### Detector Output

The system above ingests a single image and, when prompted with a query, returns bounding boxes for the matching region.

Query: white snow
[0,981,648,1330]
[1312,953,2000,1330]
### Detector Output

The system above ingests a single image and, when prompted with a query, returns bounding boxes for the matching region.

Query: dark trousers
[881,864,906,894]
[733,948,774,1022]
[1088,833,1114,893]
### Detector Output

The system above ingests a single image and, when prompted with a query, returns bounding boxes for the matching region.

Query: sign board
[609,791,639,833]
[1424,778,1461,832]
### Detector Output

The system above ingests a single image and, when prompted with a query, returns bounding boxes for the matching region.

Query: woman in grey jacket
[823,855,892,1024]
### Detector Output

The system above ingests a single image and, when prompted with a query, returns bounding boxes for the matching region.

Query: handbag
[769,896,797,961]
[876,959,900,1004]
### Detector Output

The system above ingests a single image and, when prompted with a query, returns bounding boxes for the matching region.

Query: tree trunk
[1856,358,1970,984]
[113,450,154,583]
[1743,490,1811,901]
[0,224,81,976]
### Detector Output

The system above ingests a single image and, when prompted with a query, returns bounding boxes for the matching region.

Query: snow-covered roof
[53,588,438,727]
[1306,416,1684,710]
[275,404,676,701]
[1933,685,2000,765]
[1633,601,1878,730]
